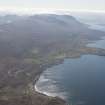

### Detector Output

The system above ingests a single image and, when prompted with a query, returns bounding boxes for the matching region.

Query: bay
[35,23,105,105]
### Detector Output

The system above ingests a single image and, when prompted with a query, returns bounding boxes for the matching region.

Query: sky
[0,0,105,13]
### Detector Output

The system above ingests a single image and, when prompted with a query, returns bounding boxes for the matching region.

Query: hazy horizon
[0,0,105,14]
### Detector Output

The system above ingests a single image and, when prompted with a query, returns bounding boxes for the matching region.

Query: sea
[35,17,105,105]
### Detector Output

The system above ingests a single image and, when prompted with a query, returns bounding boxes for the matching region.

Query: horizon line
[0,8,105,15]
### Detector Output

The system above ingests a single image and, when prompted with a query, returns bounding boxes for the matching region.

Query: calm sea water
[35,23,105,105]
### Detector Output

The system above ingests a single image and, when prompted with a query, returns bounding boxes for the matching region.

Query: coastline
[34,43,105,105]
[34,53,105,105]
[0,14,105,105]
[33,23,105,105]
[33,59,69,105]
[35,84,58,98]
[35,73,68,100]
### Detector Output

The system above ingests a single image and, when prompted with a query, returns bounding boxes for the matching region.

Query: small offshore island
[0,13,105,105]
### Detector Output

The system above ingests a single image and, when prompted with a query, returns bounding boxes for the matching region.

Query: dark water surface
[35,24,105,105]
[36,55,105,105]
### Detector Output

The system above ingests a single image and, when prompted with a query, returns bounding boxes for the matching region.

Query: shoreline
[34,73,69,105]
[33,59,69,105]
[34,47,105,105]
[34,53,105,105]
[33,24,105,105]
[34,73,68,100]
[33,48,105,105]
[35,83,58,98]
